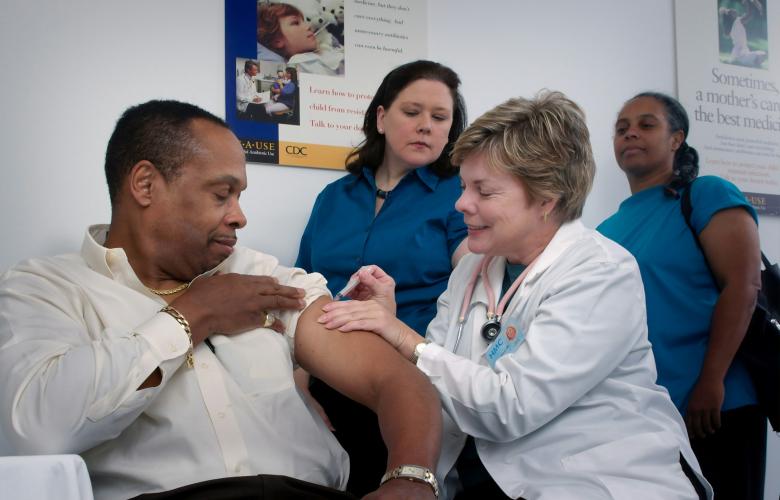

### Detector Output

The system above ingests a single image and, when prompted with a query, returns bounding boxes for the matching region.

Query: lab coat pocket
[211,330,294,397]
[561,431,695,499]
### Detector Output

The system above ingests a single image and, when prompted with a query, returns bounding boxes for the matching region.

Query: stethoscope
[452,255,538,353]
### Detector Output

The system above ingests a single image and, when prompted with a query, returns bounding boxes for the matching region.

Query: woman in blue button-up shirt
[295,60,469,496]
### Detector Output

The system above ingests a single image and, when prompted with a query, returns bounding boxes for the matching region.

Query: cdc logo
[285,145,307,156]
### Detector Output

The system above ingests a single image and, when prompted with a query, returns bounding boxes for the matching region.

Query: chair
[0,454,94,500]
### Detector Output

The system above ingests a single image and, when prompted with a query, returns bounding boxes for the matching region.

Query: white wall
[0,0,777,497]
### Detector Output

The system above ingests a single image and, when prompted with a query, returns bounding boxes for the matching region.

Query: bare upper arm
[698,207,761,290]
[293,296,411,410]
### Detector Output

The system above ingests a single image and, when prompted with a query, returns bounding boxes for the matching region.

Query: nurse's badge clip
[485,318,526,368]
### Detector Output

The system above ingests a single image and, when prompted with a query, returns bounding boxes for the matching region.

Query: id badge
[485,319,526,368]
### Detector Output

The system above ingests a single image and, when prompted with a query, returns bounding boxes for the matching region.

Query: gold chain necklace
[147,282,190,296]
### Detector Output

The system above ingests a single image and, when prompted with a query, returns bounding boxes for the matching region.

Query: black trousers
[690,404,767,500]
[131,474,357,500]
[237,103,268,122]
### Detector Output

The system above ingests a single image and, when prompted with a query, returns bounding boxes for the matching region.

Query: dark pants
[237,103,268,122]
[690,404,767,500]
[310,378,388,497]
[131,474,357,500]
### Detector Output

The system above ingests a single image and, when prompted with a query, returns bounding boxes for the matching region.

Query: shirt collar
[413,165,440,192]
[356,165,440,192]
[80,224,233,294]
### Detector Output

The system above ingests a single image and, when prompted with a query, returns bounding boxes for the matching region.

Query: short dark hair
[244,60,259,73]
[104,100,228,205]
[345,60,467,178]
[630,91,699,189]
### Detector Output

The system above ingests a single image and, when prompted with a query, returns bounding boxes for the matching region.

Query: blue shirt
[598,175,758,413]
[296,166,467,336]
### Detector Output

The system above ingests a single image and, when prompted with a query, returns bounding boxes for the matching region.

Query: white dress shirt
[418,221,711,500]
[0,225,348,499]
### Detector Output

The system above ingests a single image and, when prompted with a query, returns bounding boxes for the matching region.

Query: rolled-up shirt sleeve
[264,257,331,359]
[0,268,191,455]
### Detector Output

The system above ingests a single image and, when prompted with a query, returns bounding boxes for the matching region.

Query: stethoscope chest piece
[481,318,501,341]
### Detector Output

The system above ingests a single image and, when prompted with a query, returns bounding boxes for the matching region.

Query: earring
[543,212,549,223]
[378,128,384,134]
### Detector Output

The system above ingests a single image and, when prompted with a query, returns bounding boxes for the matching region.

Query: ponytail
[669,141,699,190]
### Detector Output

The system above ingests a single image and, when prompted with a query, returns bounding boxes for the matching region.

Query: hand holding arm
[318,299,418,358]
[137,273,306,389]
[170,273,306,346]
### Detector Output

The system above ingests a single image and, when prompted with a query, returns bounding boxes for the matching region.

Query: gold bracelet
[160,306,194,368]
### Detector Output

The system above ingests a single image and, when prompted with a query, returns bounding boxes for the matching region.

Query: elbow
[468,411,529,443]
[1,392,95,456]
[722,281,760,311]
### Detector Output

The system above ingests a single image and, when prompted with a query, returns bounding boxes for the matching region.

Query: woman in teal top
[598,92,764,500]
[295,60,469,496]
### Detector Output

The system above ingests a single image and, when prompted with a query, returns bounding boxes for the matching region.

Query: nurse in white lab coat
[318,91,712,500]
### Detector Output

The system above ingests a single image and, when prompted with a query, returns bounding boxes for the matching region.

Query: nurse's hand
[345,265,397,315]
[684,378,724,439]
[318,299,413,350]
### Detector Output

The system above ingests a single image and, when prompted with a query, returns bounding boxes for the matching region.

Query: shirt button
[168,343,177,352]
[200,362,208,370]
[218,411,226,419]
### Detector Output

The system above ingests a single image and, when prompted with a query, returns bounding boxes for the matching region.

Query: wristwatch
[380,464,439,498]
[411,339,431,364]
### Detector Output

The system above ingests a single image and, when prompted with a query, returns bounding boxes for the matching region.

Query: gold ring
[263,312,275,328]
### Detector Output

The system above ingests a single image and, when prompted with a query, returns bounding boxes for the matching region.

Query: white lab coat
[417,220,712,500]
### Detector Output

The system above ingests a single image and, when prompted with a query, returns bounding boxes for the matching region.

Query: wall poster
[225,0,427,170]
[676,0,780,215]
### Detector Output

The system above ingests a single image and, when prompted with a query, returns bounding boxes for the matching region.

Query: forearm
[393,323,422,362]
[699,283,757,382]
[373,356,442,470]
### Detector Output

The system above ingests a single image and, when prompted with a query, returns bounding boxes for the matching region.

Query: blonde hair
[451,90,595,222]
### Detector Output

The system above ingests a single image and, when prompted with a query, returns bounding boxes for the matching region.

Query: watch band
[380,464,439,498]
[411,339,431,364]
